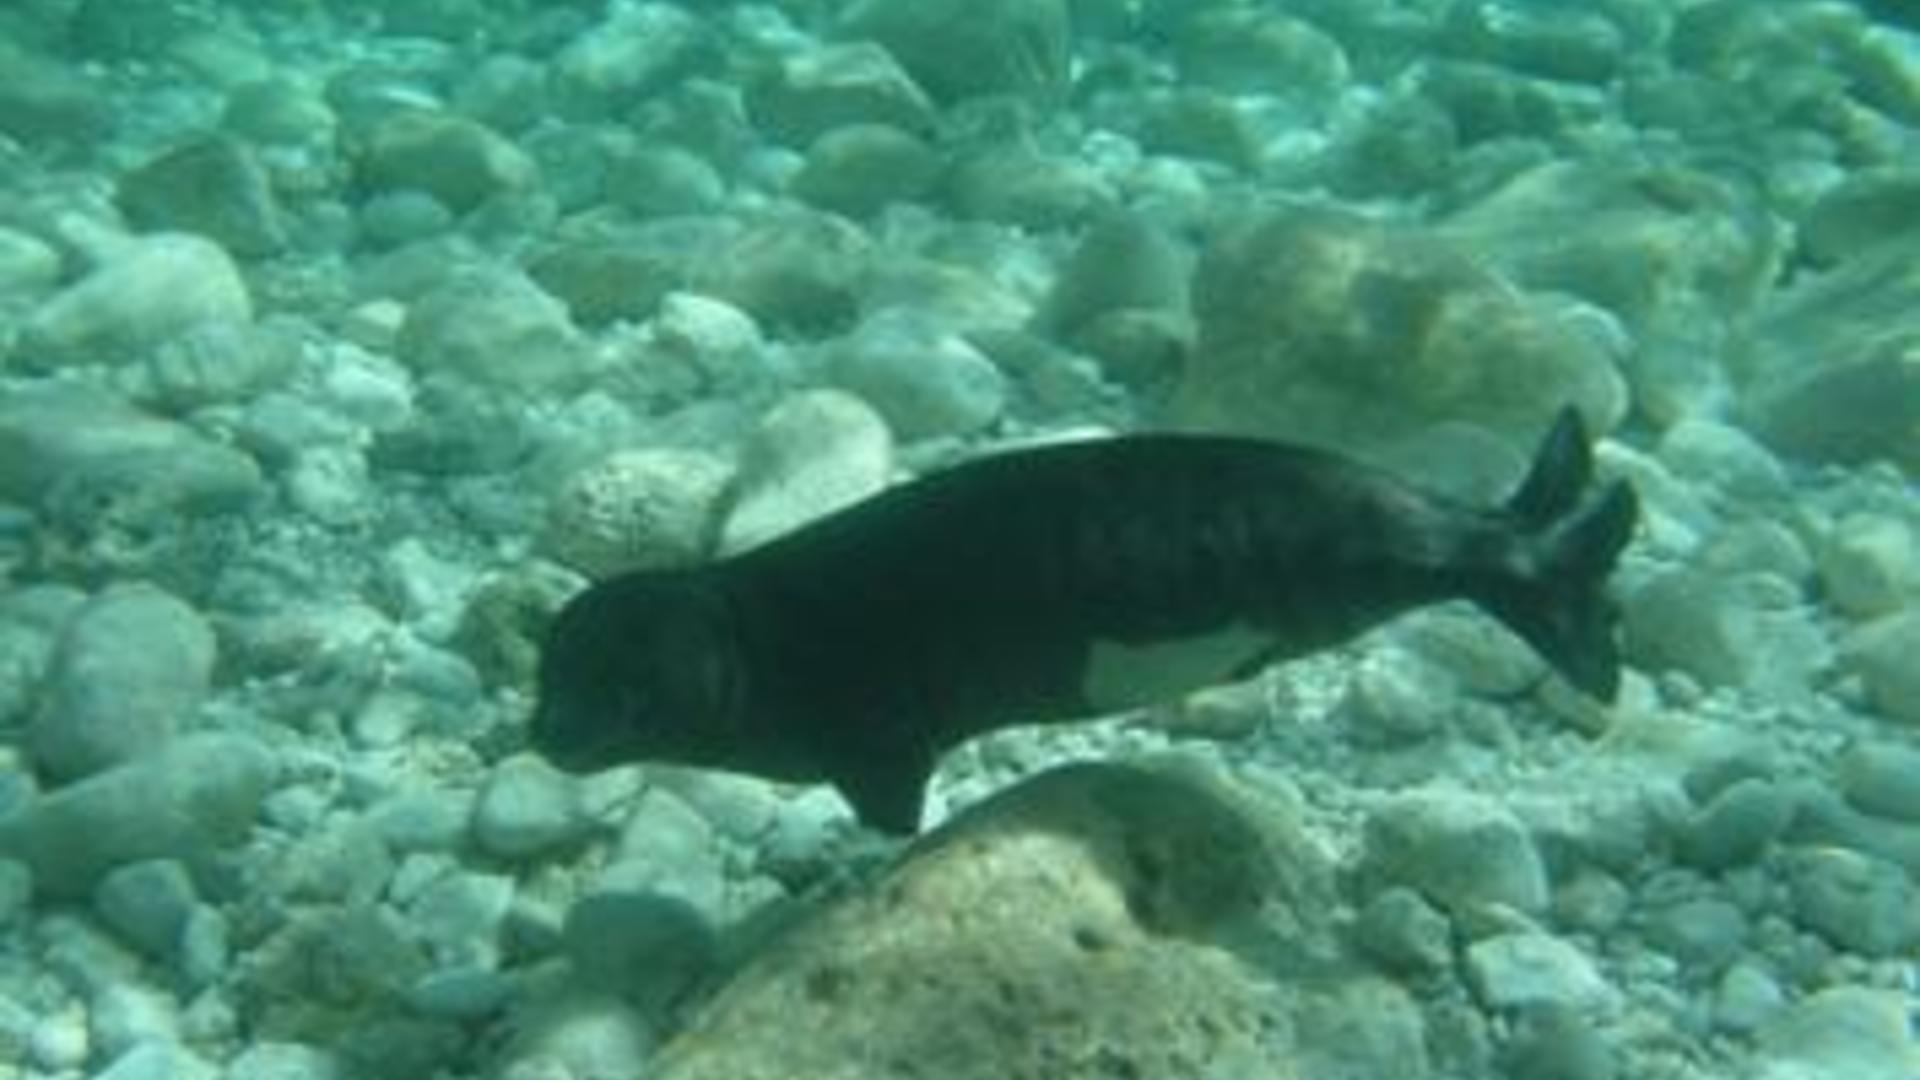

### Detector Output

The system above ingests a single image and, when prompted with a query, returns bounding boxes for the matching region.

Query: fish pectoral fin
[822,736,935,836]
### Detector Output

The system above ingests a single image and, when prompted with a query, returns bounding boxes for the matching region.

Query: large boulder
[649,759,1338,1080]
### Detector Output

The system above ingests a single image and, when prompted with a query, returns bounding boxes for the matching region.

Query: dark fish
[533,407,1638,833]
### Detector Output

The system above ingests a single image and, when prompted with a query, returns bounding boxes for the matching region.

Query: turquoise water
[0,2,1915,1078]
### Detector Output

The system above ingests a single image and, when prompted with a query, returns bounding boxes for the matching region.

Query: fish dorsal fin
[1507,406,1592,526]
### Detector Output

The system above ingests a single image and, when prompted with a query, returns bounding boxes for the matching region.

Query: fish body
[534,408,1637,832]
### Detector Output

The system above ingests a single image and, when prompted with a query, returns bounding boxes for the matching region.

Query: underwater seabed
[0,0,1916,1078]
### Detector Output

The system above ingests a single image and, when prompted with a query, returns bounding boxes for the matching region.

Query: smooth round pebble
[1834,740,1920,822]
[225,1041,342,1080]
[541,447,732,578]
[1360,786,1549,916]
[1783,846,1920,958]
[93,859,197,961]
[472,755,585,859]
[29,582,216,783]
[20,233,251,367]
[831,310,1008,440]
[720,389,893,553]
[1675,777,1794,871]
[1465,932,1619,1013]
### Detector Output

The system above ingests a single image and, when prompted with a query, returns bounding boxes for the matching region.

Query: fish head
[531,570,742,774]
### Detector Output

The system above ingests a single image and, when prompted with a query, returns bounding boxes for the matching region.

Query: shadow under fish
[532,407,1638,833]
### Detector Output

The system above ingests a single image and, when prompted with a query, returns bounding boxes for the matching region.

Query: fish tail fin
[1476,409,1639,701]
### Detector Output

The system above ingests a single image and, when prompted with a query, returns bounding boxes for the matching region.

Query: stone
[1742,254,1920,475]
[842,0,1070,106]
[719,389,894,554]
[1359,786,1549,917]
[498,991,654,1080]
[1643,896,1747,973]
[699,213,868,337]
[790,124,942,219]
[608,146,725,218]
[830,310,1008,440]
[472,754,586,860]
[18,233,251,368]
[116,135,287,257]
[1039,213,1192,367]
[93,859,198,962]
[1355,886,1452,973]
[1676,777,1795,871]
[1841,612,1920,725]
[562,889,718,1014]
[1834,740,1920,823]
[541,447,732,578]
[1172,10,1349,101]
[222,78,338,147]
[1711,961,1784,1035]
[1442,1,1624,84]
[1498,1006,1618,1080]
[1655,419,1791,506]
[1782,846,1919,958]
[947,146,1118,231]
[141,317,304,412]
[357,190,454,251]
[28,583,216,782]
[1621,568,1764,691]
[0,858,30,927]
[395,265,586,391]
[91,1041,216,1080]
[0,733,275,896]
[1174,206,1625,456]
[645,759,1333,1080]
[1440,160,1775,425]
[746,43,938,148]
[408,871,515,965]
[0,226,62,298]
[1755,986,1920,1080]
[0,38,109,144]
[1816,512,1919,619]
[226,1042,342,1080]
[1799,167,1920,265]
[357,111,538,214]
[553,2,714,115]
[1465,932,1618,1014]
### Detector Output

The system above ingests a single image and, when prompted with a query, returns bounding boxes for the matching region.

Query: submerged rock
[17,234,252,369]
[841,0,1071,107]
[649,759,1334,1080]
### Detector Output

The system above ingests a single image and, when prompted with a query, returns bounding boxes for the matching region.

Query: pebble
[91,1040,216,1080]
[1675,777,1795,871]
[222,77,337,147]
[1499,1005,1617,1080]
[19,233,251,367]
[1655,418,1792,506]
[0,858,30,926]
[408,871,516,966]
[1782,846,1919,958]
[1817,512,1919,619]
[1355,886,1452,973]
[472,754,586,860]
[553,1,709,113]
[89,981,179,1062]
[1840,611,1920,725]
[562,889,719,1011]
[719,389,894,553]
[1360,786,1549,916]
[28,582,216,782]
[1711,961,1784,1035]
[93,859,198,961]
[0,733,276,896]
[609,146,725,218]
[28,1008,90,1073]
[405,965,515,1020]
[142,317,304,412]
[1755,985,1920,1080]
[541,447,732,578]
[357,111,539,213]
[844,0,1070,105]
[746,42,938,147]
[791,123,942,219]
[1465,932,1619,1014]
[115,135,287,258]
[367,789,476,853]
[1642,896,1747,973]
[225,1042,342,1080]
[0,226,62,297]
[499,991,654,1080]
[395,264,587,391]
[1834,740,1920,823]
[830,310,1008,440]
